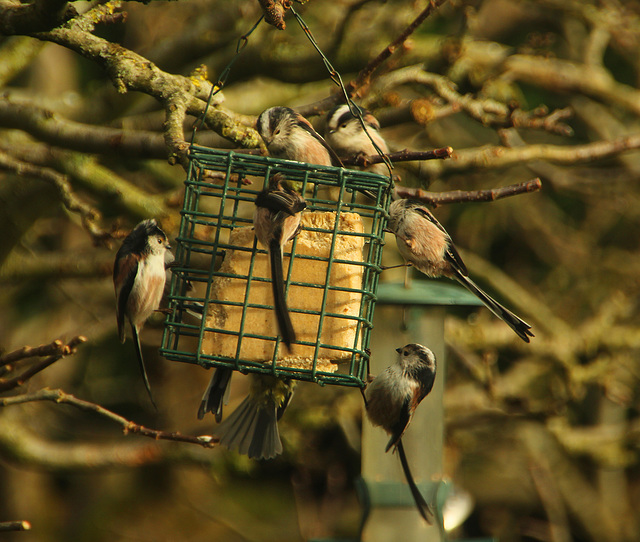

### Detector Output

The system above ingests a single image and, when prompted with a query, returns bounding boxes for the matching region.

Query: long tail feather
[131,324,157,410]
[455,273,534,342]
[396,439,434,524]
[269,239,296,349]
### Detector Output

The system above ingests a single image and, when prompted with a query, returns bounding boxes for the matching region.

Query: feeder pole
[360,281,482,542]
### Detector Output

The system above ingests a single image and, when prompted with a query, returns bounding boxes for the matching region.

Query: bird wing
[113,252,139,342]
[255,188,306,216]
[385,395,413,452]
[413,205,468,276]
[295,114,344,167]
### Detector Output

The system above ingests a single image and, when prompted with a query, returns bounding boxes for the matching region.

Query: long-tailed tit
[387,199,534,342]
[199,174,305,453]
[254,173,307,348]
[325,104,390,176]
[365,343,437,523]
[257,106,343,167]
[113,219,171,407]
[214,374,296,460]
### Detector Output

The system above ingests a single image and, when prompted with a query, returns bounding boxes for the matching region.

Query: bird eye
[157,238,163,244]
[274,128,281,136]
[340,123,348,129]
[403,350,409,356]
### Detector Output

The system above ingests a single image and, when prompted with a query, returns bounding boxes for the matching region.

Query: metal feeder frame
[160,146,392,388]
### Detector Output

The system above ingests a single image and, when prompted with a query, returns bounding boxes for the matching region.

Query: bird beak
[395,347,401,354]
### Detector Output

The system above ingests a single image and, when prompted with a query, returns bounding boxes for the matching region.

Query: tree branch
[0,148,111,244]
[346,0,449,97]
[0,521,31,532]
[410,134,640,178]
[0,337,86,391]
[1,389,218,449]
[0,415,217,471]
[341,146,453,168]
[0,251,113,282]
[0,96,170,159]
[0,0,74,34]
[394,178,542,206]
[371,64,574,136]
[26,3,262,150]
[298,0,449,116]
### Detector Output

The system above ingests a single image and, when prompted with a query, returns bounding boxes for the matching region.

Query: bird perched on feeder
[387,198,534,342]
[113,219,172,408]
[365,343,437,523]
[201,174,306,459]
[325,104,390,176]
[253,173,307,347]
[256,106,343,167]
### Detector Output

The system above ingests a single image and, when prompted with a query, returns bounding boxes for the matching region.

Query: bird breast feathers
[127,254,166,325]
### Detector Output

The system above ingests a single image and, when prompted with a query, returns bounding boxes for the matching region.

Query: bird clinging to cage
[113,219,171,408]
[365,343,437,523]
[202,174,306,458]
[253,173,307,348]
[325,104,390,176]
[387,198,534,342]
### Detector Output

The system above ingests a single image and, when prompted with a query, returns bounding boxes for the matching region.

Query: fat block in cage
[203,211,364,370]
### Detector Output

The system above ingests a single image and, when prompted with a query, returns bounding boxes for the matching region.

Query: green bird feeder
[160,146,392,388]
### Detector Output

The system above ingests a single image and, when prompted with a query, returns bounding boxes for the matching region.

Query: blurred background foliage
[1,0,640,540]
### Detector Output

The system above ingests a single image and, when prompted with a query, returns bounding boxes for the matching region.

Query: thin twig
[298,0,448,116]
[341,147,453,167]
[0,337,86,391]
[0,521,31,532]
[346,0,449,96]
[395,178,542,207]
[0,149,110,245]
[0,337,85,366]
[1,388,219,448]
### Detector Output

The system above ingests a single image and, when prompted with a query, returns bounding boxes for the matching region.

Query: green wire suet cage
[161,146,392,388]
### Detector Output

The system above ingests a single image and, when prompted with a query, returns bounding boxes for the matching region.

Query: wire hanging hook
[192,15,265,143]
[290,6,394,179]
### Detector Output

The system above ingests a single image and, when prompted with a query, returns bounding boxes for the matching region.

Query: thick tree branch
[0,96,169,159]
[0,251,113,282]
[31,3,261,150]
